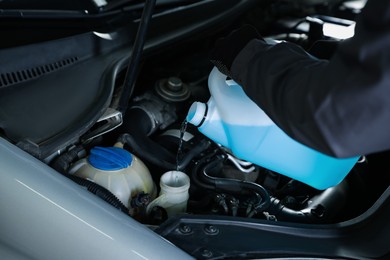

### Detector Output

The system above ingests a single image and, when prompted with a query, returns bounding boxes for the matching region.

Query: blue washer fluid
[186,67,359,190]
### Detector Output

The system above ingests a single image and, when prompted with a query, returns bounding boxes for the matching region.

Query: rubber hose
[120,108,176,163]
[199,157,271,211]
[194,155,348,223]
[177,139,211,171]
[118,110,212,171]
[190,153,217,190]
[66,174,129,215]
[266,196,310,222]
[267,179,349,223]
[118,133,176,169]
[191,155,271,214]
[51,145,85,174]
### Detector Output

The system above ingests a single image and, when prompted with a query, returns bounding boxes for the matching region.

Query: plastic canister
[69,146,156,208]
[186,67,360,190]
[146,170,190,217]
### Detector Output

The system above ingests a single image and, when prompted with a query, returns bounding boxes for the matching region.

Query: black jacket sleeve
[230,0,390,158]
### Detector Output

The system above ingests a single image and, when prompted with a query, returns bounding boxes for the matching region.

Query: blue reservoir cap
[88,146,133,171]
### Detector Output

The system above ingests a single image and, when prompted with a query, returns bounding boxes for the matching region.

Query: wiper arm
[99,0,200,12]
[0,9,89,18]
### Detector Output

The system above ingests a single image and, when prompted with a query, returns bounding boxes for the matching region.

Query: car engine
[36,0,385,227]
[1,1,389,258]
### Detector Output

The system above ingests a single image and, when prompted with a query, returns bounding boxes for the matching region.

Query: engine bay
[1,1,390,258]
[53,57,380,226]
[45,0,388,227]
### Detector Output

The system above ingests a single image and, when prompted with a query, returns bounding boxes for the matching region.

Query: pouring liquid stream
[176,120,188,172]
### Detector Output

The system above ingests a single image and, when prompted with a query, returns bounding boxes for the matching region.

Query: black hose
[193,154,350,223]
[177,139,212,171]
[266,178,350,223]
[191,153,216,190]
[197,155,271,211]
[50,145,86,174]
[117,106,177,169]
[118,133,177,169]
[66,174,129,215]
[118,107,212,170]
[266,196,310,222]
[118,0,157,114]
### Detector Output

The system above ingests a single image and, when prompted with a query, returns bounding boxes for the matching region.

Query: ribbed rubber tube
[66,174,129,215]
